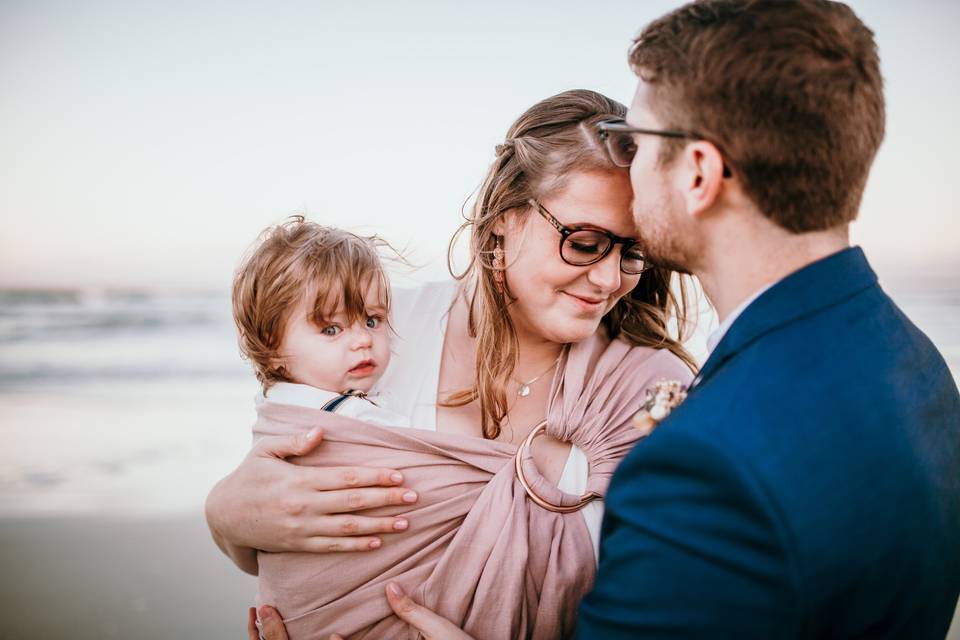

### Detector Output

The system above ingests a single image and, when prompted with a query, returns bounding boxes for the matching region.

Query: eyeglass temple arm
[529,199,568,236]
[597,122,733,177]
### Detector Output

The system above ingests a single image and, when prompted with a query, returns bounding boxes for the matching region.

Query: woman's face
[500,170,641,346]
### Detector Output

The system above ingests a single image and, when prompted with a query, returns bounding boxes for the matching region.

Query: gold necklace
[512,352,563,397]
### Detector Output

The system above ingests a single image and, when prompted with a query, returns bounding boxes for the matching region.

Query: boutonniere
[633,380,688,435]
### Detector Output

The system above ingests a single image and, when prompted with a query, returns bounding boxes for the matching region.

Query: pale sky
[1,0,958,289]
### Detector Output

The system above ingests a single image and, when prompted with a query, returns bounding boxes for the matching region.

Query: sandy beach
[2,513,958,639]
[0,511,256,640]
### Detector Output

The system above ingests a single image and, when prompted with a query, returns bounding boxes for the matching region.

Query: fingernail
[390,472,403,484]
[307,427,321,439]
[258,606,275,620]
[369,538,382,549]
[393,519,408,531]
[402,491,418,503]
[387,582,403,597]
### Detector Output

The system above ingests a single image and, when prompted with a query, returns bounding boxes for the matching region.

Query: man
[578,0,960,637]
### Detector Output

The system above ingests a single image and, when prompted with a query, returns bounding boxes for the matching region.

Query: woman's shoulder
[621,344,696,385]
[564,333,696,410]
[575,328,696,385]
[591,336,696,394]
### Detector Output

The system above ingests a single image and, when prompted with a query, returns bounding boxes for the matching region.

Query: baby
[232,216,408,426]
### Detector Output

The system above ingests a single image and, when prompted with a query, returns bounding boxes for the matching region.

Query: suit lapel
[692,247,878,390]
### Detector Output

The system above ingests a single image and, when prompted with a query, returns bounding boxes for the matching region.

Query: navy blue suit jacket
[578,247,960,638]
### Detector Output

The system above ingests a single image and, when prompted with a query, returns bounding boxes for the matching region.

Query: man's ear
[679,141,726,218]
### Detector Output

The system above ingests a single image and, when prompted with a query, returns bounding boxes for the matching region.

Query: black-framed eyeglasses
[597,118,732,177]
[528,198,650,275]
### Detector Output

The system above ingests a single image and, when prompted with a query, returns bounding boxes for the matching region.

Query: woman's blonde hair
[232,216,392,389]
[446,89,696,440]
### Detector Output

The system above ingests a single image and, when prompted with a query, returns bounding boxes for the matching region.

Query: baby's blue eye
[320,324,342,336]
[366,316,381,329]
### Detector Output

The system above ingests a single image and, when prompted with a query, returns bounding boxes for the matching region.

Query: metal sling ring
[514,420,601,514]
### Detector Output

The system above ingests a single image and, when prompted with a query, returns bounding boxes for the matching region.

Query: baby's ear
[268,359,289,381]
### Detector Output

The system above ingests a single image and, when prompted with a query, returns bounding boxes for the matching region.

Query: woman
[207,89,696,638]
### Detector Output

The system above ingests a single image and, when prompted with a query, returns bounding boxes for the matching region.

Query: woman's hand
[206,427,418,572]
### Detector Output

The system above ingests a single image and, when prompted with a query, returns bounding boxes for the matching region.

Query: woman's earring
[492,236,505,294]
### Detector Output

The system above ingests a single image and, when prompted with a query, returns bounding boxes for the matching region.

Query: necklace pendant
[518,384,531,397]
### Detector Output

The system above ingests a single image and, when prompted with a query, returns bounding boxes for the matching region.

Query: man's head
[620,0,885,272]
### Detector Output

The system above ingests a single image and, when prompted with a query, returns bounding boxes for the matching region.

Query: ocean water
[885,282,960,376]
[0,288,258,516]
[0,281,958,517]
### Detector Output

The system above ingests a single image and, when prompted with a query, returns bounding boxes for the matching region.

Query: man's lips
[348,360,377,376]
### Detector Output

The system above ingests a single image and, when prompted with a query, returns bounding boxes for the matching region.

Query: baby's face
[278,281,391,393]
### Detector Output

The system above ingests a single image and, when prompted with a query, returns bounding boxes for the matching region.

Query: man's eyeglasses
[597,118,732,177]
[528,198,649,275]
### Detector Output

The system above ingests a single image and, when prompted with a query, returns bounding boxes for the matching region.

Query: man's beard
[634,189,697,275]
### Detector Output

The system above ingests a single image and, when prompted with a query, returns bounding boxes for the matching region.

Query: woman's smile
[559,290,608,315]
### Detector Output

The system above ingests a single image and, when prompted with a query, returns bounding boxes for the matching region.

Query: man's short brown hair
[231,216,392,388]
[630,0,885,232]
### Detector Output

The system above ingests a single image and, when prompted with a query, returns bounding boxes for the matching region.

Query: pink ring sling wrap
[253,333,688,639]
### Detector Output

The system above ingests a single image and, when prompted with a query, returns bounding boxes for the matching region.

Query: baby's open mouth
[349,360,377,376]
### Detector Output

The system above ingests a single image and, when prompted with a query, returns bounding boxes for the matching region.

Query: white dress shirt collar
[706,282,776,354]
[256,382,341,409]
